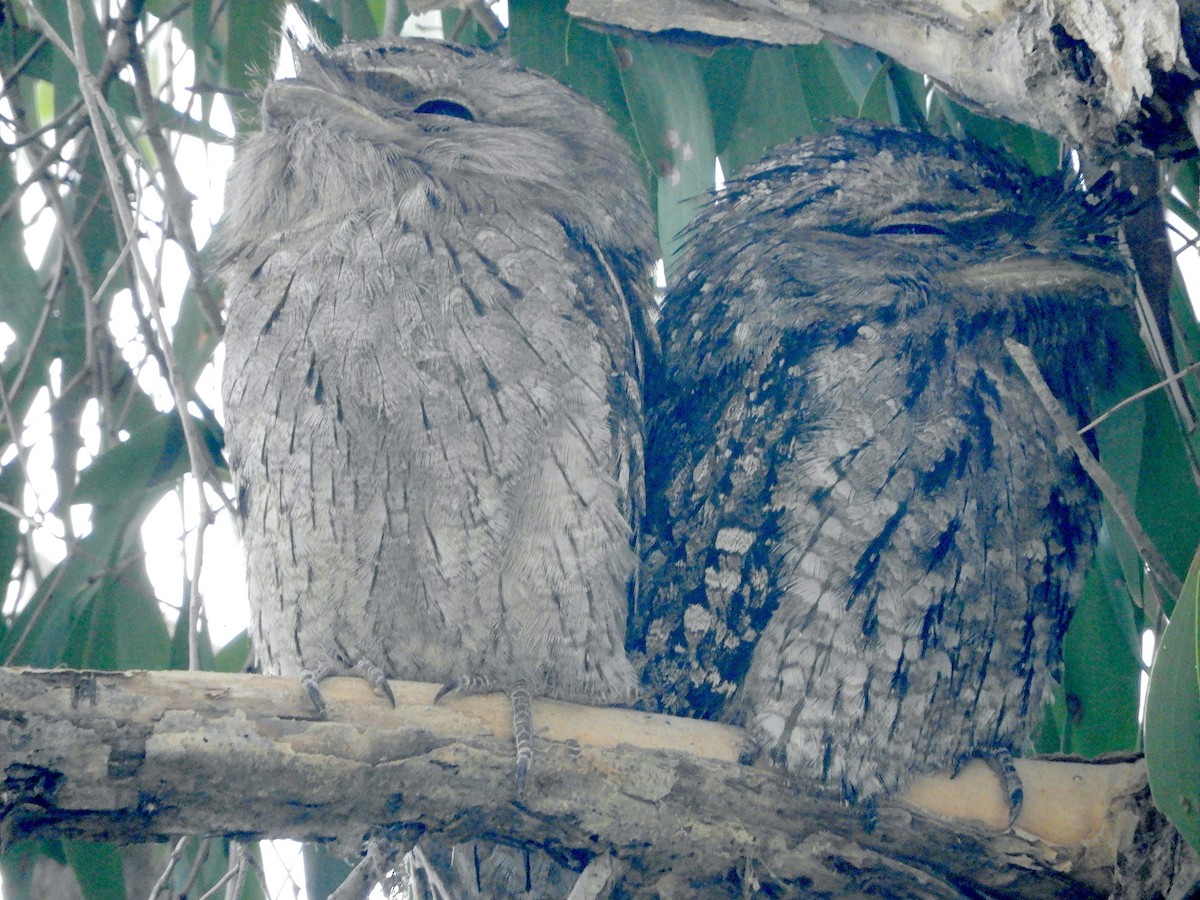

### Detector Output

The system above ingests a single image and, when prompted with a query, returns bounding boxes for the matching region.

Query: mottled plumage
[635,124,1131,803]
[218,36,655,747]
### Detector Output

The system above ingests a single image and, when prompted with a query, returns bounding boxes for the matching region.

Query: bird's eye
[874,223,947,237]
[413,99,475,121]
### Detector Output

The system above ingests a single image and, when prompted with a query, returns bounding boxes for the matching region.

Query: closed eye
[874,223,947,236]
[413,99,475,121]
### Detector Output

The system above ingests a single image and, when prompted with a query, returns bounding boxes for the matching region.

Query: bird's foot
[433,673,497,702]
[953,749,1024,828]
[510,680,533,801]
[299,658,395,718]
[984,749,1024,829]
[435,675,533,800]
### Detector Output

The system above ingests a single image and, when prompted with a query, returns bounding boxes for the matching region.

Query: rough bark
[568,0,1197,157]
[0,666,1189,897]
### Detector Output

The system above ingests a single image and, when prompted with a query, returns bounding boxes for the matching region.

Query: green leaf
[1091,519,1146,662]
[305,844,356,899]
[1,414,218,669]
[824,42,884,112]
[0,15,56,82]
[700,46,753,161]
[214,629,253,673]
[790,43,857,127]
[1059,564,1140,755]
[192,0,214,59]
[0,153,44,348]
[886,62,929,131]
[62,562,171,670]
[1167,262,1200,422]
[1171,157,1199,210]
[704,46,814,179]
[173,284,225,388]
[0,841,61,900]
[1,501,167,669]
[1089,307,1197,618]
[615,37,715,273]
[0,467,15,648]
[858,58,899,125]
[74,412,223,505]
[64,841,124,900]
[1133,389,1200,595]
[1145,550,1200,858]
[1089,324,1151,629]
[292,0,343,47]
[927,93,1061,174]
[337,0,381,40]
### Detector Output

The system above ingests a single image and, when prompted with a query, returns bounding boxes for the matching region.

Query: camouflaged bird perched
[635,122,1133,809]
[216,35,657,804]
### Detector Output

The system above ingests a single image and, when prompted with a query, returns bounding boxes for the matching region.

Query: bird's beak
[945,256,1130,304]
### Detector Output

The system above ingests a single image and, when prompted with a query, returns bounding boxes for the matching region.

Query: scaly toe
[352,659,395,707]
[298,658,395,716]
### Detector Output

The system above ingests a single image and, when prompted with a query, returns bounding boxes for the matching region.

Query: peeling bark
[0,667,1191,896]
[567,0,1196,156]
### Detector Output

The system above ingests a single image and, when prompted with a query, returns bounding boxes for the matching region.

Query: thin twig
[124,3,224,332]
[1080,359,1200,435]
[409,843,454,899]
[1,98,84,152]
[148,836,194,899]
[0,115,87,224]
[1006,339,1184,600]
[178,835,214,898]
[221,842,251,900]
[46,0,220,670]
[192,859,238,900]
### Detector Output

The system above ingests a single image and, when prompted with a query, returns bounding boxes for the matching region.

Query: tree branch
[0,667,1183,896]
[567,0,1194,157]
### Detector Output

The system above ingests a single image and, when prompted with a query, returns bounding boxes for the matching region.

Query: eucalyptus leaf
[706,46,814,179]
[790,43,857,128]
[214,628,253,673]
[1060,566,1140,755]
[1145,551,1200,858]
[615,37,715,273]
[64,841,125,900]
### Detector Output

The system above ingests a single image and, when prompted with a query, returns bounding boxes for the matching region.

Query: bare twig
[123,2,224,333]
[1080,359,1200,435]
[1006,338,1185,600]
[149,836,196,899]
[42,0,222,670]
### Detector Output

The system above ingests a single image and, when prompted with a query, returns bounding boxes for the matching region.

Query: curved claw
[434,674,494,704]
[433,680,458,704]
[351,659,396,707]
[300,669,330,718]
[297,658,395,716]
